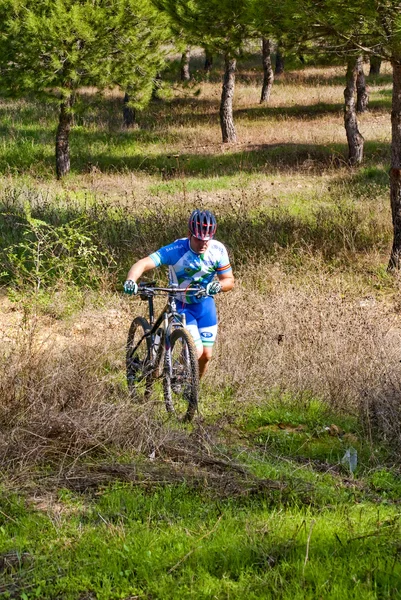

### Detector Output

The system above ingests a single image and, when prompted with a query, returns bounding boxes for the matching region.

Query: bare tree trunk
[204,47,213,75]
[220,56,237,143]
[344,56,364,166]
[356,56,369,113]
[275,48,285,76]
[55,96,73,179]
[388,62,401,269]
[260,38,274,103]
[123,92,136,127]
[180,46,191,81]
[369,55,382,76]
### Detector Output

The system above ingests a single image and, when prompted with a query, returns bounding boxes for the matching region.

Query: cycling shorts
[177,296,218,349]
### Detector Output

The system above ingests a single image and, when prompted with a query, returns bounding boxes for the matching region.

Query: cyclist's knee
[200,347,213,361]
[198,346,213,377]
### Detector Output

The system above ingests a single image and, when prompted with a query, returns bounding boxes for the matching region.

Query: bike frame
[146,292,185,375]
[131,283,204,378]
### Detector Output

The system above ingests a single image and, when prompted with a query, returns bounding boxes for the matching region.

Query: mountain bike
[126,282,205,422]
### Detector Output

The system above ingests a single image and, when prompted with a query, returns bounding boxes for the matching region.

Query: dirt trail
[0,292,129,352]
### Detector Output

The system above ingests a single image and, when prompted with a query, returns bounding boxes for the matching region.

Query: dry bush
[0,308,241,488]
[0,319,163,479]
[0,181,397,463]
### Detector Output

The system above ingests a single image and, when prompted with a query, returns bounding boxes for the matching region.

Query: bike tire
[126,316,153,400]
[163,328,199,422]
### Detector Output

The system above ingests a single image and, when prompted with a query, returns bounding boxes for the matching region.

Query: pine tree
[0,0,168,177]
[284,0,401,268]
[154,0,254,143]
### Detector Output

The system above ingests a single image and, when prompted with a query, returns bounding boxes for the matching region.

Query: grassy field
[1,55,401,598]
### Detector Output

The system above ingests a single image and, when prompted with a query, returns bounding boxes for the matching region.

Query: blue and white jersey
[149,237,232,304]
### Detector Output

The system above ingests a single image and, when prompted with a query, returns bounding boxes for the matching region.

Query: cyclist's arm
[126,256,156,282]
[217,271,235,292]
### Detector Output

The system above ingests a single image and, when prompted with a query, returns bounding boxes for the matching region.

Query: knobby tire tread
[126,316,152,401]
[164,327,199,422]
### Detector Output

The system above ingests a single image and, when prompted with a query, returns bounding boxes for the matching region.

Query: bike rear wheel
[126,316,153,400]
[163,328,199,422]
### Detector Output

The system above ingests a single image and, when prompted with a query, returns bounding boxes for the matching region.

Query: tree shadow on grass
[236,102,344,122]
[0,131,392,179]
[70,142,340,177]
[177,50,393,89]
[237,98,391,123]
[81,92,391,132]
[0,126,186,175]
[0,87,392,178]
[71,138,392,178]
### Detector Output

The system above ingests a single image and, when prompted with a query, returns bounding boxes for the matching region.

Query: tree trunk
[123,92,136,127]
[388,62,401,269]
[180,46,191,81]
[275,48,285,76]
[55,96,73,179]
[204,48,213,74]
[356,56,369,113]
[220,56,237,143]
[151,72,162,101]
[260,38,274,103]
[369,55,382,76]
[344,57,364,166]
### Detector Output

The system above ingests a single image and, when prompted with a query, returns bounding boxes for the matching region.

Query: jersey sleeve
[148,239,186,268]
[216,244,232,275]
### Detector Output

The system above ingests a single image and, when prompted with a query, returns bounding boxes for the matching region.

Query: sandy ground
[0,291,130,354]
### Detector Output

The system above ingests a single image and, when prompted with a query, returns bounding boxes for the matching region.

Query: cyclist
[124,209,234,377]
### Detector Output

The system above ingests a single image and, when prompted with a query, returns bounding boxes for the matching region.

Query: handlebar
[138,282,207,299]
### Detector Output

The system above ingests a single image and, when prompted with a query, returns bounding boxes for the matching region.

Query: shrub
[1,205,114,290]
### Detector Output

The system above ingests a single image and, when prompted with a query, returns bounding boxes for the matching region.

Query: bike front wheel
[163,328,199,422]
[126,316,153,400]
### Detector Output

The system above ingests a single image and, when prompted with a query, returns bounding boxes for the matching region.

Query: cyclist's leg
[178,298,218,377]
[194,298,218,377]
[177,306,203,358]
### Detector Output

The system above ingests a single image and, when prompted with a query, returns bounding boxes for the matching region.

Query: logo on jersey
[201,332,213,338]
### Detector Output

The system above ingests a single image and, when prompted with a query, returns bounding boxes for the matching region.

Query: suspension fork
[164,309,187,378]
[164,312,172,377]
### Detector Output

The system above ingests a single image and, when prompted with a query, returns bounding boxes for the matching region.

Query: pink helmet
[188,209,217,240]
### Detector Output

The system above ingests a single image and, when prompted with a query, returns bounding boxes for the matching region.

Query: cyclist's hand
[124,280,138,295]
[206,281,222,296]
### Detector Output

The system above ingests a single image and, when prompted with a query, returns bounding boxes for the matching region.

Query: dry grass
[214,267,401,407]
[0,305,154,481]
[2,256,401,481]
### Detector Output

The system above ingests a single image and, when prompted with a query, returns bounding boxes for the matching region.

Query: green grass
[239,394,373,474]
[0,62,393,179]
[2,473,401,599]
